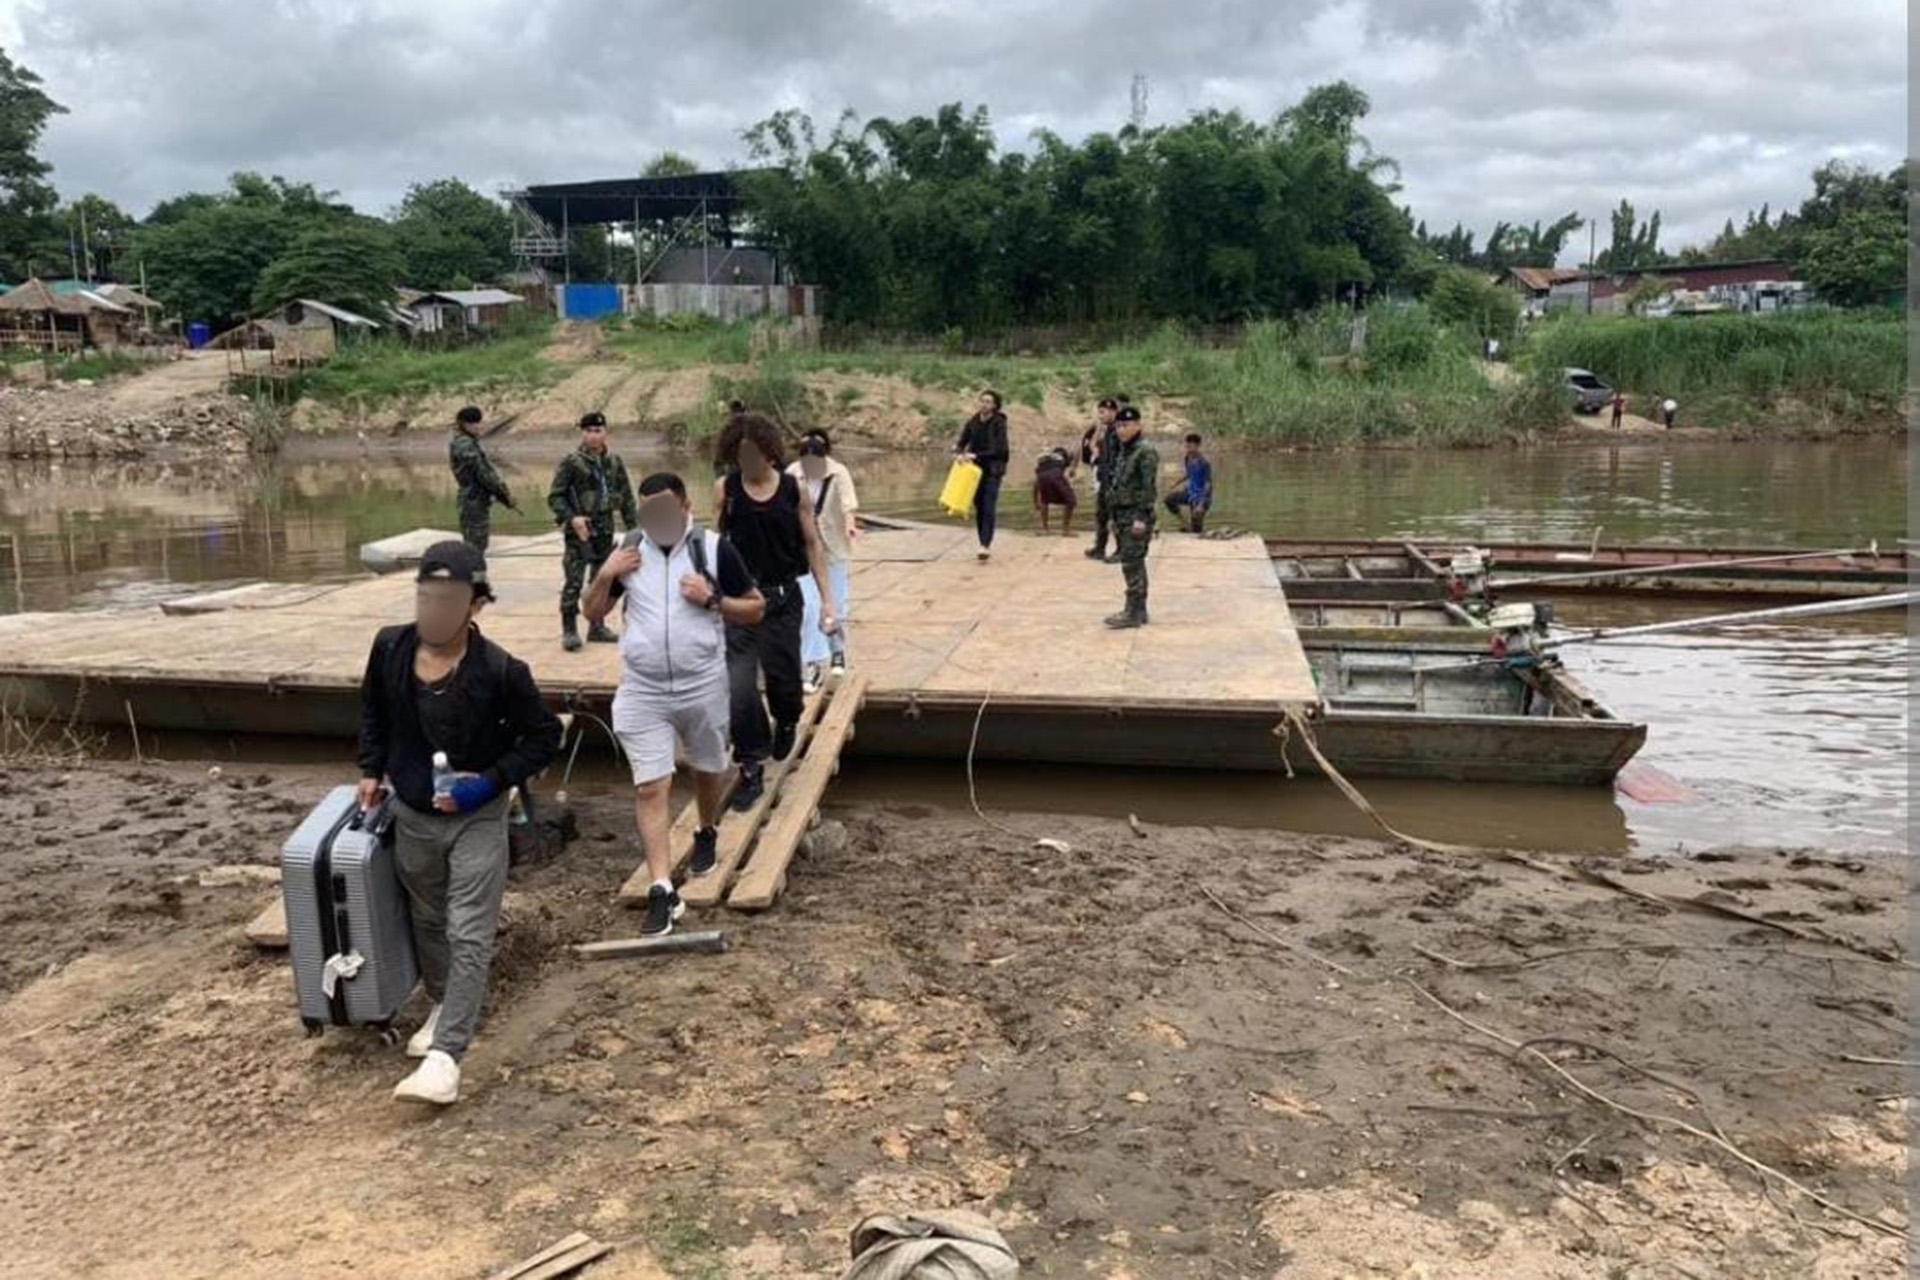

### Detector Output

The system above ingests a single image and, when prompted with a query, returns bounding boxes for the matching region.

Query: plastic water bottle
[431,751,454,804]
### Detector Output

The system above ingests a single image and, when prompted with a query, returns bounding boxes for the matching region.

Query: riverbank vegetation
[1523,310,1905,430]
[290,315,562,405]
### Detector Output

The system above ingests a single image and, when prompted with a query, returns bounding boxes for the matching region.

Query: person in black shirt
[713,414,837,810]
[954,390,1010,561]
[356,541,561,1105]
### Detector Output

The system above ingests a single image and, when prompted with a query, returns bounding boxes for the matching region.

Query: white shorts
[610,681,730,786]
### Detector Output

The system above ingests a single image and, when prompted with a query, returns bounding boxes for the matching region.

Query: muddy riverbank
[0,760,1907,1278]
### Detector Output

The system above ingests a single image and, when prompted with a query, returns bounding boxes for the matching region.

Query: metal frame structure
[503,170,776,286]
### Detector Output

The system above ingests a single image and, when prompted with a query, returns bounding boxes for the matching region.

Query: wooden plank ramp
[613,691,824,905]
[728,674,868,912]
[678,690,828,907]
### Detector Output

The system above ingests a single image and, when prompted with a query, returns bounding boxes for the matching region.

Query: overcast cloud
[0,0,1904,260]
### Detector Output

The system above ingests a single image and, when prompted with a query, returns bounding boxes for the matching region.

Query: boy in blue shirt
[1164,432,1213,533]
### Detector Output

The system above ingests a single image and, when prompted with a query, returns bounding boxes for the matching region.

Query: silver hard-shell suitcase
[281,784,418,1041]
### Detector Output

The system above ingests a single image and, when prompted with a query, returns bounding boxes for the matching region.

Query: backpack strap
[812,471,834,516]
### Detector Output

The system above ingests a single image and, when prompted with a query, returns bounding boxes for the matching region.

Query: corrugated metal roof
[412,289,525,308]
[288,298,381,328]
[1505,266,1581,292]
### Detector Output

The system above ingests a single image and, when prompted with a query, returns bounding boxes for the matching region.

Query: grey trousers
[392,794,510,1060]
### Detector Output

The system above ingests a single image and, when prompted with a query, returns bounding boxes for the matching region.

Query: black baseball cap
[416,540,495,601]
[1116,406,1142,423]
[579,411,607,429]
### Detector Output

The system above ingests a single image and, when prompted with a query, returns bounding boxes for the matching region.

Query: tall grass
[1523,311,1905,428]
[296,322,562,404]
[600,314,755,366]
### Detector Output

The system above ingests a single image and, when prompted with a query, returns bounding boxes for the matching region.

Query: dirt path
[0,760,1905,1278]
[100,350,250,413]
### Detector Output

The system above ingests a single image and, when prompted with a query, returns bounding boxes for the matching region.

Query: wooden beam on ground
[678,690,827,906]
[487,1233,612,1280]
[727,675,867,912]
[573,931,729,960]
[245,896,287,949]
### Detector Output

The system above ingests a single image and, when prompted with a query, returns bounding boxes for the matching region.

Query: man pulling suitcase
[356,541,562,1104]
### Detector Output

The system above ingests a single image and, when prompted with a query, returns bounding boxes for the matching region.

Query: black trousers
[974,471,1003,548]
[727,580,804,765]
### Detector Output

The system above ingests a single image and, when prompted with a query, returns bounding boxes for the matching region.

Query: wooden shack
[211,298,380,364]
[0,278,136,351]
[403,288,524,335]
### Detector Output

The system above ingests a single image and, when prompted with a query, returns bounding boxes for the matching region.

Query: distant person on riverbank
[1105,406,1157,628]
[1610,391,1626,429]
[1033,446,1077,535]
[1080,397,1121,560]
[1661,397,1679,429]
[714,413,837,812]
[584,474,765,935]
[548,412,638,652]
[1163,433,1213,533]
[786,430,857,693]
[358,541,561,1104]
[954,391,1010,561]
[448,406,514,553]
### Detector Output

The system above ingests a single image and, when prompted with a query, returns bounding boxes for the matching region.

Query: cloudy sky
[0,0,1904,260]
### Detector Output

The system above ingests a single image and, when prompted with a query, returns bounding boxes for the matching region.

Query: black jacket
[956,412,1011,478]
[357,623,562,812]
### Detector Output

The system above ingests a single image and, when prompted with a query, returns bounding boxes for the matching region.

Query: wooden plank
[487,1234,612,1280]
[488,1233,593,1280]
[244,896,287,949]
[679,691,828,906]
[727,675,868,912]
[574,931,729,959]
[615,770,736,904]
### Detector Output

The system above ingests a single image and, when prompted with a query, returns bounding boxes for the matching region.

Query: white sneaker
[803,664,822,695]
[393,1049,460,1105]
[405,1003,442,1058]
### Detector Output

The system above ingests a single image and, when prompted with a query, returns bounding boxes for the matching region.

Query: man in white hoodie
[583,472,765,936]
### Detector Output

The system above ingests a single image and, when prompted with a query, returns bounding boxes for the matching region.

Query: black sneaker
[561,625,583,652]
[586,622,617,644]
[730,764,764,813]
[770,721,798,761]
[641,884,684,937]
[829,652,847,678]
[689,826,719,876]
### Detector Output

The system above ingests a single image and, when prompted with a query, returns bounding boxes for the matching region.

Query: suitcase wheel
[301,1018,324,1038]
[374,1021,401,1048]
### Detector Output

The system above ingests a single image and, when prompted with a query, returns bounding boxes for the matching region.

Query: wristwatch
[704,592,724,613]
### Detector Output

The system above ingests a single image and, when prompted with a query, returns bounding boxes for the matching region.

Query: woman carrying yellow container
[953,391,1011,561]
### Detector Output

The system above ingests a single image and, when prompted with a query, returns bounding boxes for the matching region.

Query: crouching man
[357,541,562,1105]
[584,473,764,937]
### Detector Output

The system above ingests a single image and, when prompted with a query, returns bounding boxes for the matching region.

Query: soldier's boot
[561,611,584,652]
[586,620,618,644]
[1104,606,1144,629]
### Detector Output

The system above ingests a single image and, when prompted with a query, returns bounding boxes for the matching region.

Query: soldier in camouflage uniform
[1103,405,1157,629]
[448,406,514,553]
[548,411,639,651]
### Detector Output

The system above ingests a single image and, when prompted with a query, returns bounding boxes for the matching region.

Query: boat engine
[1487,601,1556,669]
[1445,547,1493,610]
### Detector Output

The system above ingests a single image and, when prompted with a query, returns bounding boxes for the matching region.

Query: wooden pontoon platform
[0,524,1320,772]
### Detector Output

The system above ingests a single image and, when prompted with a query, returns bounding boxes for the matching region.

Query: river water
[0,435,1906,853]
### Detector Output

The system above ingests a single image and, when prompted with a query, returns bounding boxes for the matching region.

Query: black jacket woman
[954,391,1011,560]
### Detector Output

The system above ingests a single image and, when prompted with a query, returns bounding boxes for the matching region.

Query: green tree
[140,203,297,323]
[1796,208,1903,306]
[251,218,405,318]
[391,178,511,287]
[1427,266,1519,344]
[642,151,702,177]
[58,193,135,280]
[1595,198,1666,272]
[0,48,67,280]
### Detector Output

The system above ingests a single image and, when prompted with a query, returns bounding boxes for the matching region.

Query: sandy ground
[0,759,1908,1279]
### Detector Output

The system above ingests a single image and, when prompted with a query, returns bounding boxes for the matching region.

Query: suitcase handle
[349,795,394,840]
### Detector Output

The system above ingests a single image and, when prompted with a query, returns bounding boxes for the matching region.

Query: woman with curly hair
[713,414,837,810]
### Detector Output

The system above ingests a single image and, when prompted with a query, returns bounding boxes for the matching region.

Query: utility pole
[1130,73,1149,130]
[1586,215,1596,315]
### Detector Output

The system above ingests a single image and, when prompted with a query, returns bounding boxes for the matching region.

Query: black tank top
[724,471,805,586]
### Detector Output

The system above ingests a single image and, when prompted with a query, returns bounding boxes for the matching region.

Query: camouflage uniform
[1106,436,1159,623]
[547,446,638,622]
[449,429,513,553]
